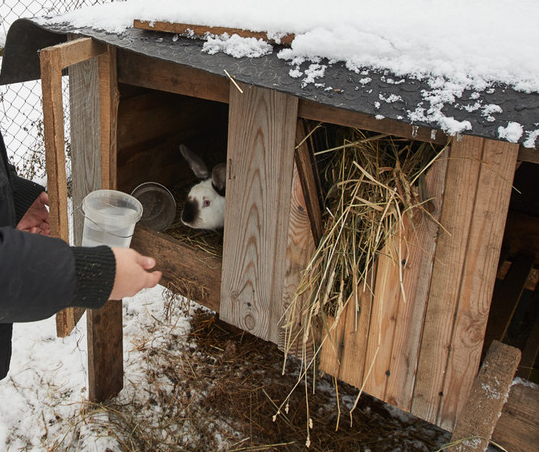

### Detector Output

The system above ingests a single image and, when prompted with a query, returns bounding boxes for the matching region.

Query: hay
[45,305,450,452]
[282,127,447,370]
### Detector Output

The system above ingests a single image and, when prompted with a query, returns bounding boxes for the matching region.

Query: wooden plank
[131,227,222,313]
[438,139,519,430]
[295,120,323,244]
[40,44,70,245]
[85,45,124,402]
[330,270,375,389]
[87,299,123,402]
[98,46,119,190]
[279,162,316,360]
[134,19,295,46]
[56,41,103,337]
[411,136,485,425]
[518,145,539,164]
[42,37,107,70]
[492,379,539,451]
[298,100,448,145]
[220,82,298,344]
[483,254,535,353]
[384,150,449,410]
[362,229,405,399]
[450,341,521,452]
[117,50,229,104]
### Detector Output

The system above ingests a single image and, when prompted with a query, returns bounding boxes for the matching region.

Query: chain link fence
[0,0,117,183]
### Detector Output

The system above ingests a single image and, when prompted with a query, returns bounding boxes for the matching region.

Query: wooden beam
[220,82,298,344]
[133,19,295,46]
[44,37,107,70]
[450,340,521,452]
[519,145,539,164]
[298,100,448,145]
[117,50,229,104]
[56,38,105,337]
[492,379,539,451]
[86,44,124,402]
[294,119,323,244]
[117,50,450,146]
[131,227,222,313]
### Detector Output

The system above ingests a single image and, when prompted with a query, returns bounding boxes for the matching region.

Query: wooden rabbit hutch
[2,17,538,442]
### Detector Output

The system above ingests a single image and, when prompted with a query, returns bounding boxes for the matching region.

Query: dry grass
[48,306,450,452]
[282,127,447,369]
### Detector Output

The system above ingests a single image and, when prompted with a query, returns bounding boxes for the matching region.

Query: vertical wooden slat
[326,270,375,388]
[279,161,316,359]
[87,45,123,402]
[437,139,519,430]
[384,150,449,410]
[220,82,298,344]
[56,46,101,337]
[411,136,485,424]
[294,120,323,244]
[41,46,69,244]
[362,236,403,398]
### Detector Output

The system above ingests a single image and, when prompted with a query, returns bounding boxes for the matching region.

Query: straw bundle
[282,127,446,362]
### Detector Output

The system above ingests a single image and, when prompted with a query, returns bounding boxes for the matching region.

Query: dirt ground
[81,305,452,452]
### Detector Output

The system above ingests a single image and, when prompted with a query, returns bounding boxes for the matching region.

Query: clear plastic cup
[81,189,143,248]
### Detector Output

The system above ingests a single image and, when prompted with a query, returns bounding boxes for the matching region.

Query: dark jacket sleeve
[9,171,46,224]
[0,227,116,323]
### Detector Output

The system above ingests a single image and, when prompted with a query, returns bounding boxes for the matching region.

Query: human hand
[109,247,162,300]
[16,191,51,235]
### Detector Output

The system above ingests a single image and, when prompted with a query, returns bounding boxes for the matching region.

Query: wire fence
[0,0,117,182]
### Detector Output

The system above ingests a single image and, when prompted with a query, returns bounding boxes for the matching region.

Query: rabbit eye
[203,199,211,208]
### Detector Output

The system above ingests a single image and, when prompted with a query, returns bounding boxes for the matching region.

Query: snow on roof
[19,0,539,147]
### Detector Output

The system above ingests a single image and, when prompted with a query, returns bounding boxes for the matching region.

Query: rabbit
[179,144,226,230]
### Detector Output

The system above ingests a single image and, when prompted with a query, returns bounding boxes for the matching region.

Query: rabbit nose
[181,199,198,224]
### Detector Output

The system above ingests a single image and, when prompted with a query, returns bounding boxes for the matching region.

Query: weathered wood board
[133,19,295,46]
[492,379,539,451]
[450,341,521,452]
[220,82,298,344]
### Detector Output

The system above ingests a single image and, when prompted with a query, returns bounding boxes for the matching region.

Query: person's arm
[0,226,113,322]
[0,227,162,323]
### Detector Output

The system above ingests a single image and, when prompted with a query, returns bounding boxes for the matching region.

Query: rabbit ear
[180,144,210,179]
[212,163,227,196]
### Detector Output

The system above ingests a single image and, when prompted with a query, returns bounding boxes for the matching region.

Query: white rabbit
[179,144,226,230]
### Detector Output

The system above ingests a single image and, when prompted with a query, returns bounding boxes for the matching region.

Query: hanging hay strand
[282,128,447,365]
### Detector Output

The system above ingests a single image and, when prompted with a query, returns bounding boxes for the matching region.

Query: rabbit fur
[179,144,226,230]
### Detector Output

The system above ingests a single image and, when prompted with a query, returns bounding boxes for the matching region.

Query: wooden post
[450,340,521,452]
[87,45,123,402]
[220,82,298,344]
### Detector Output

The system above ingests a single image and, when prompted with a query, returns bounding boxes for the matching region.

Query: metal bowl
[131,182,177,231]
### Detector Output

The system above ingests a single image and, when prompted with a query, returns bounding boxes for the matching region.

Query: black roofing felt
[1,18,538,148]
